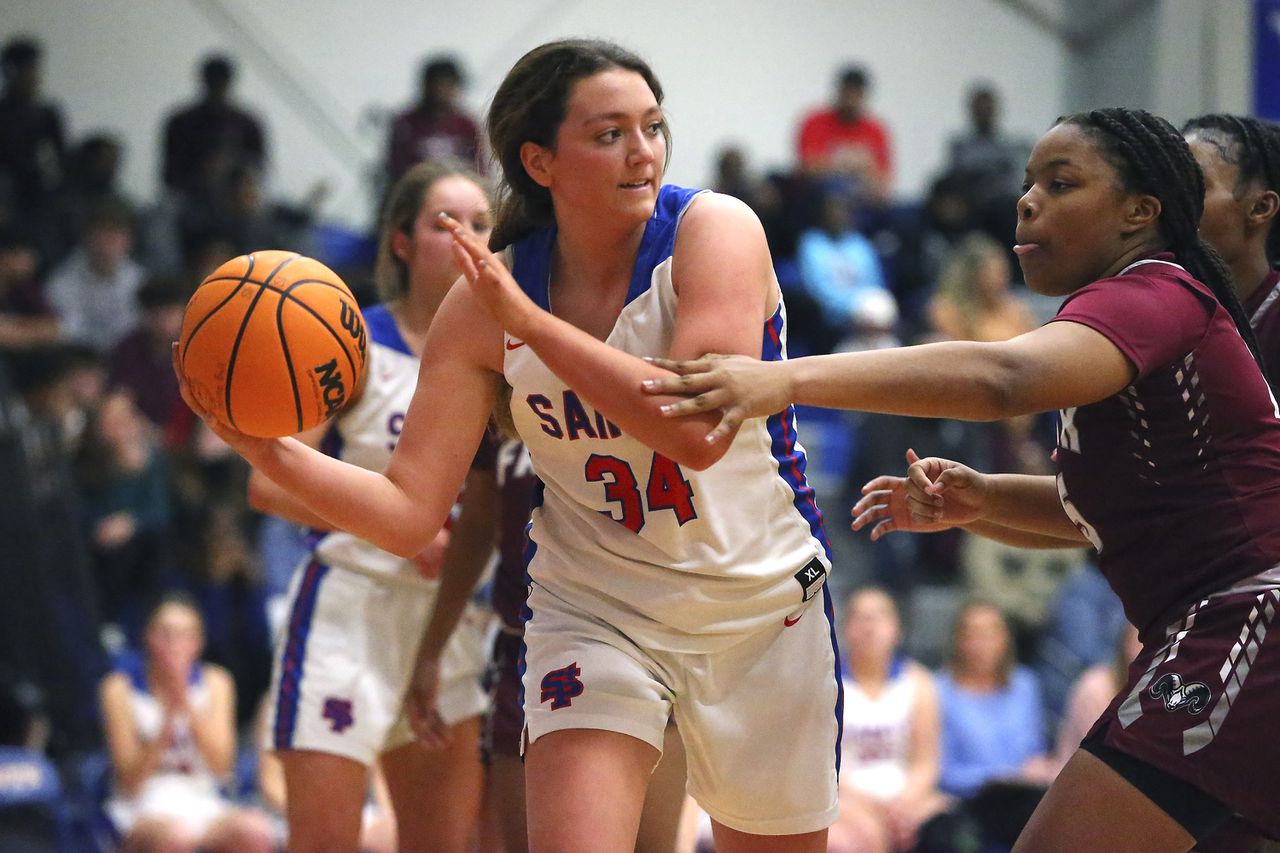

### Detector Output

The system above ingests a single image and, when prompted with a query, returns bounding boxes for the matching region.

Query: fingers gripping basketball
[179,250,367,437]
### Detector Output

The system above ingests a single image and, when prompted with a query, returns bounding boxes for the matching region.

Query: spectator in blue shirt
[935,600,1052,798]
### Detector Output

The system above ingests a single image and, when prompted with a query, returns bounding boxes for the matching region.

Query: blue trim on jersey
[517,479,546,729]
[761,306,832,559]
[274,560,329,749]
[824,584,845,778]
[510,185,705,313]
[363,303,413,356]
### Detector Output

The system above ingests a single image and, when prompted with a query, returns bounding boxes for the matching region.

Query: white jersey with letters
[840,657,919,798]
[506,185,832,653]
[311,304,445,583]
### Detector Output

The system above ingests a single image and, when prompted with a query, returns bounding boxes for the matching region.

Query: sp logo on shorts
[1150,673,1212,715]
[322,697,355,733]
[540,662,584,710]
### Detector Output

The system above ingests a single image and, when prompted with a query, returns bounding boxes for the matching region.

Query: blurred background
[0,0,1275,850]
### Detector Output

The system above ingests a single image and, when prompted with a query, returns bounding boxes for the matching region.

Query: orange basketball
[179,250,367,438]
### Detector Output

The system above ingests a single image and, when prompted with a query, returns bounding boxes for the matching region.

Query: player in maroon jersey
[644,108,1280,850]
[1183,114,1280,374]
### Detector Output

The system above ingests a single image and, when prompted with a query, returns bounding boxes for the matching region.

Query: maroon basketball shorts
[1085,580,1280,839]
[483,628,525,761]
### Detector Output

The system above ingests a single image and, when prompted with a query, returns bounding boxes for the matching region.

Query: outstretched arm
[175,283,503,558]
[851,450,1088,546]
[444,193,777,470]
[644,320,1135,444]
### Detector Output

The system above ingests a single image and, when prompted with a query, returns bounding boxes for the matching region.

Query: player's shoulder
[677,189,764,241]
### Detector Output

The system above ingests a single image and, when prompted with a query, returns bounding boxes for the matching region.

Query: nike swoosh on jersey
[505,339,526,350]
[784,613,803,627]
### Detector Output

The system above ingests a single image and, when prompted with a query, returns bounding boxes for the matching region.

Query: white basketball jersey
[505,185,832,653]
[122,658,217,788]
[311,304,450,582]
[840,658,917,798]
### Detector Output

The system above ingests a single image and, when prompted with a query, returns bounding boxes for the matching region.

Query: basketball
[178,250,367,438]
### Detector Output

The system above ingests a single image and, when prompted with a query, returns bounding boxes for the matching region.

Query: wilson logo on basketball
[314,358,347,415]
[340,302,367,361]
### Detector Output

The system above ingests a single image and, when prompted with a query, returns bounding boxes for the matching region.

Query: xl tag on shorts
[794,557,827,602]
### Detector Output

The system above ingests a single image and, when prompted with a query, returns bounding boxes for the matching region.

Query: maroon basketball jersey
[1243,267,1280,378]
[1051,256,1280,637]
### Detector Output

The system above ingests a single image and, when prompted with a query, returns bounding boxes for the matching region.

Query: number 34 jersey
[505,185,832,654]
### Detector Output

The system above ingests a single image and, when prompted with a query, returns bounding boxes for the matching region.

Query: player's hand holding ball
[173,250,367,458]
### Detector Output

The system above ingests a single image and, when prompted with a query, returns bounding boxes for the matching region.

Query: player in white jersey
[177,40,842,851]
[831,588,945,853]
[100,595,273,853]
[248,162,495,853]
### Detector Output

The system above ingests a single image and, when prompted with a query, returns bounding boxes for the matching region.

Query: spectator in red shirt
[796,65,893,205]
[386,55,483,184]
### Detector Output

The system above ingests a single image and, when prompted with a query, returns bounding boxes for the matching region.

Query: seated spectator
[76,391,174,644]
[795,188,896,354]
[1051,623,1140,777]
[0,37,66,262]
[0,227,58,351]
[49,133,135,264]
[46,199,146,353]
[925,233,1035,344]
[796,64,893,205]
[98,594,272,853]
[386,55,483,184]
[944,84,1032,210]
[936,600,1051,799]
[829,588,946,853]
[162,55,266,197]
[107,274,189,434]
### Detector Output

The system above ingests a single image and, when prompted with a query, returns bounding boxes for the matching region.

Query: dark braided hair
[1061,108,1269,383]
[1182,113,1280,267]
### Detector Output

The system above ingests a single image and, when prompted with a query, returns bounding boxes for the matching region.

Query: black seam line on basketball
[210,274,358,364]
[181,256,258,372]
[275,284,306,434]
[279,279,360,379]
[225,254,300,431]
[279,279,360,376]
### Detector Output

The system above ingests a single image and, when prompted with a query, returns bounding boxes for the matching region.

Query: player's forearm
[522,311,729,470]
[785,341,1032,421]
[977,474,1087,543]
[247,438,451,558]
[247,469,334,530]
[961,519,1088,550]
[417,489,496,661]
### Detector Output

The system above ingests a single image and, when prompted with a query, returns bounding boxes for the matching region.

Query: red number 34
[584,452,698,534]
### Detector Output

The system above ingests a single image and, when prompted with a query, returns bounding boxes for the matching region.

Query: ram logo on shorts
[1150,673,1211,714]
[323,697,355,732]
[540,662,585,710]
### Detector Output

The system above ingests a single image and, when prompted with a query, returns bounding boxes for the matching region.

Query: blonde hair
[933,233,1008,335]
[373,159,490,303]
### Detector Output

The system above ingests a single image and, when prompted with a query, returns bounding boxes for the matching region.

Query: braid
[1065,108,1270,387]
[1183,113,1280,267]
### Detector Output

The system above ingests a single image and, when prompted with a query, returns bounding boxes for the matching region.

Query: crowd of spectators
[0,35,1125,853]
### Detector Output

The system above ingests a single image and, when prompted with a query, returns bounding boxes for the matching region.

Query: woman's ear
[1248,189,1279,228]
[520,141,554,189]
[391,228,410,264]
[1124,193,1162,234]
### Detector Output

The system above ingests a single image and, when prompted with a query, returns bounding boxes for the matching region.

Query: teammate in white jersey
[248,161,496,853]
[177,39,842,851]
[100,595,273,853]
[830,588,945,853]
